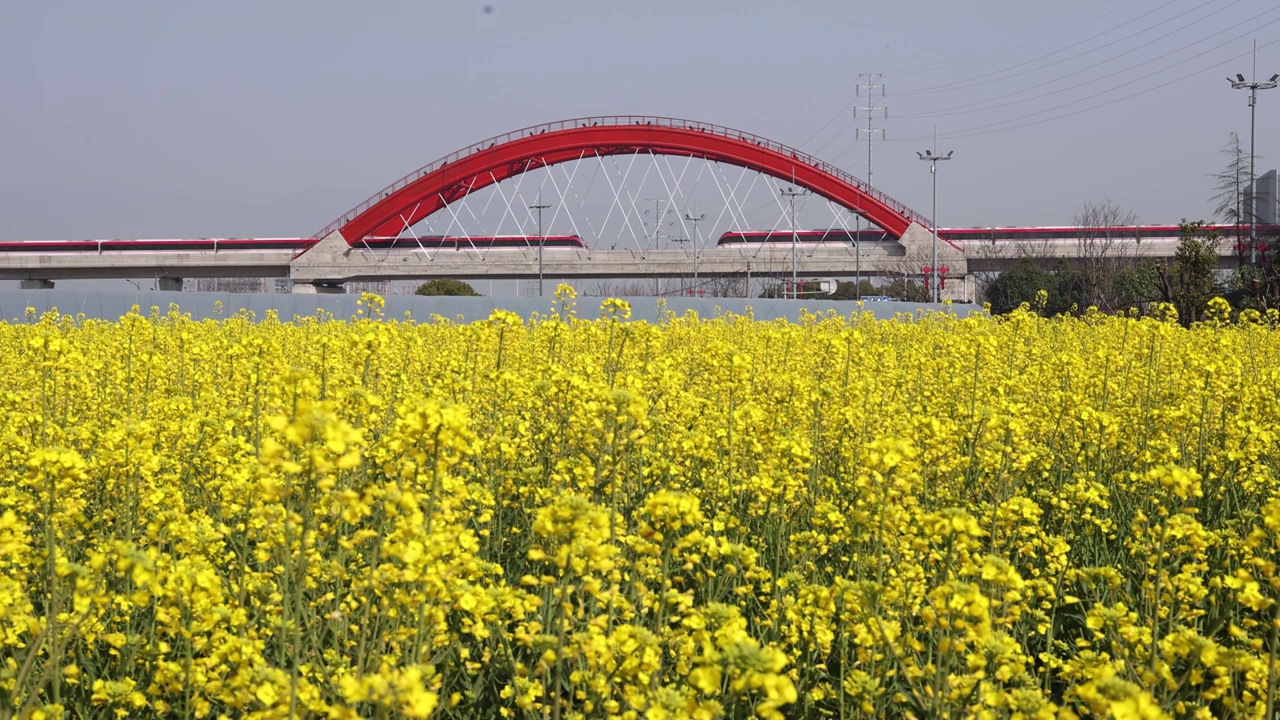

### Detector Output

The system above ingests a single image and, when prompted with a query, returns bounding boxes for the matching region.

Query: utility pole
[856,74,885,299]
[856,74,887,189]
[685,212,705,293]
[668,233,691,294]
[781,186,807,299]
[917,127,953,304]
[1229,41,1278,266]
[529,191,552,297]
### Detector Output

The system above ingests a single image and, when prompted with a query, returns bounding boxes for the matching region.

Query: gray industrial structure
[1255,169,1278,225]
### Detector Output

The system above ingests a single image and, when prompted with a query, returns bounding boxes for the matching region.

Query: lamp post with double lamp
[1228,56,1278,265]
[780,186,807,298]
[917,138,953,303]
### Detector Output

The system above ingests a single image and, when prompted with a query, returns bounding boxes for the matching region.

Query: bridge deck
[0,237,1244,282]
[0,251,293,281]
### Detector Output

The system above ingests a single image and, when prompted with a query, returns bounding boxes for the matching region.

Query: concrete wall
[0,289,980,324]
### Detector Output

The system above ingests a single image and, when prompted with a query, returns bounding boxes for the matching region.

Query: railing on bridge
[313,116,931,241]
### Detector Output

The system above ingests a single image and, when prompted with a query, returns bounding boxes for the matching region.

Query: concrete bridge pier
[20,279,55,290]
[157,277,183,292]
[899,222,971,302]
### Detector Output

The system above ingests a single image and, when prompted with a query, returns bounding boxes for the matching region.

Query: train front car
[716,230,889,247]
[0,239,315,254]
[359,235,587,250]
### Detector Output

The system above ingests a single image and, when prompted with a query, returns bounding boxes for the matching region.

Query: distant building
[1255,169,1278,225]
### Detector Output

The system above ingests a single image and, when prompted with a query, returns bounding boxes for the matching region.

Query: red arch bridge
[290,116,963,296]
[1,116,1256,300]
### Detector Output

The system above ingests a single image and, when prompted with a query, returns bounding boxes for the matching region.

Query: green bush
[415,278,481,296]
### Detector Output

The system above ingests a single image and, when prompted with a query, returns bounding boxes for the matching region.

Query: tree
[1074,200,1140,311]
[1224,228,1280,311]
[981,261,1103,316]
[1110,261,1162,312]
[881,277,929,303]
[983,261,1055,315]
[829,279,878,300]
[581,281,615,297]
[1209,132,1253,260]
[965,242,1029,303]
[626,282,658,296]
[702,275,748,298]
[1156,222,1220,325]
[1051,265,1090,316]
[414,278,481,296]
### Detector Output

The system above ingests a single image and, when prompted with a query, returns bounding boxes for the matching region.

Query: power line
[887,0,1142,77]
[735,118,885,224]
[797,98,861,153]
[831,123,886,171]
[897,1,1271,120]
[670,33,1277,233]
[793,0,1148,151]
[894,0,1194,96]
[892,32,1280,142]
[933,27,1280,138]
[797,1,1205,171]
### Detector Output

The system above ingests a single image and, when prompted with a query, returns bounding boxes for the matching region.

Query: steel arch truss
[312,116,933,249]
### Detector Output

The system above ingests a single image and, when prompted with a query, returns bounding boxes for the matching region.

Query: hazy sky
[2,0,1278,241]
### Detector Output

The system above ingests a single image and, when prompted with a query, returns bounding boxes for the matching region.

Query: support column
[899,222,968,301]
[293,282,347,294]
[20,279,55,290]
[156,277,183,292]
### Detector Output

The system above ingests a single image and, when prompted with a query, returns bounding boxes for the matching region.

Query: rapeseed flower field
[1,289,1279,719]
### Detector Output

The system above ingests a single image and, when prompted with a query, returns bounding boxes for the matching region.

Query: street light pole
[854,230,861,300]
[685,212,705,293]
[781,187,806,298]
[917,129,953,304]
[529,191,552,297]
[1229,45,1278,265]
